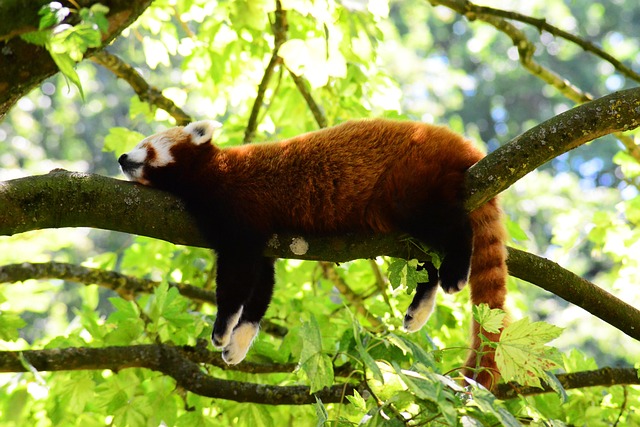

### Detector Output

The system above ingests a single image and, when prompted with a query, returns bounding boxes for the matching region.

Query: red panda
[118,119,508,389]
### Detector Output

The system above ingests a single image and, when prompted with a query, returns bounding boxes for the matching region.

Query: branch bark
[0,0,154,120]
[90,50,192,126]
[0,344,361,404]
[494,367,640,400]
[0,345,635,402]
[1,89,640,341]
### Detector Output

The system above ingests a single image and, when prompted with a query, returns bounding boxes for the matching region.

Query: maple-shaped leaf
[495,318,564,388]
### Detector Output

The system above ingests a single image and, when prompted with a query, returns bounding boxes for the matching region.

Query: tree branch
[0,261,289,338]
[429,0,640,163]
[0,0,154,120]
[506,248,640,342]
[0,344,635,402]
[494,367,640,400]
[243,0,288,143]
[464,87,640,210]
[90,50,192,126]
[454,2,640,84]
[0,344,361,404]
[1,90,640,342]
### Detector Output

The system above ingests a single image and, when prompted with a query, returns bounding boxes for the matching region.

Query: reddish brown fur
[139,119,509,389]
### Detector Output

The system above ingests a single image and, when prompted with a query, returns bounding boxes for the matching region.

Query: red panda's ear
[184,120,222,145]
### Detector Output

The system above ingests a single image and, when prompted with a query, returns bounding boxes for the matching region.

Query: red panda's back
[218,119,484,234]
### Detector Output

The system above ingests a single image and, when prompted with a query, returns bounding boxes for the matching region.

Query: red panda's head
[118,120,222,189]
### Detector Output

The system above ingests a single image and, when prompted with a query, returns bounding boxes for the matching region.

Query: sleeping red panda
[118,119,508,389]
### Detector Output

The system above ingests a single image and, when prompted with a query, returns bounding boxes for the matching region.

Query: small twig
[466,3,640,84]
[90,50,192,125]
[430,0,640,162]
[319,262,383,329]
[288,69,328,128]
[243,0,288,143]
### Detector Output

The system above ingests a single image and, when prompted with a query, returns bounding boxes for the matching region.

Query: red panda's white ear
[184,120,222,145]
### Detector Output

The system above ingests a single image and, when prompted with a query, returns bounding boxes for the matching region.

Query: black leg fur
[212,251,262,348]
[220,257,276,364]
[404,262,439,332]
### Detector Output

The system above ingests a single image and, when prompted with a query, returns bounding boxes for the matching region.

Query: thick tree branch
[0,0,153,120]
[464,87,640,209]
[0,344,361,404]
[90,50,191,126]
[507,248,640,342]
[1,90,640,341]
[0,261,215,303]
[0,345,635,401]
[494,367,640,400]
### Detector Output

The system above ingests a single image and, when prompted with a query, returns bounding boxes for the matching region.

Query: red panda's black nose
[118,154,128,165]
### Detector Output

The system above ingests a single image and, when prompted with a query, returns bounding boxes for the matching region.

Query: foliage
[1,0,640,426]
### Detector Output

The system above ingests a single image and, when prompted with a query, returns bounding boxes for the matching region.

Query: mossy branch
[0,344,361,404]
[1,89,640,343]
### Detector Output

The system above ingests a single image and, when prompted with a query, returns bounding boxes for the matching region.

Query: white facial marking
[222,322,260,364]
[403,286,438,332]
[184,120,222,145]
[212,306,243,349]
[146,135,176,167]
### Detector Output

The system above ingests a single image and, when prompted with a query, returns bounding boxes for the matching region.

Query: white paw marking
[222,322,260,365]
[403,287,437,332]
[213,306,243,349]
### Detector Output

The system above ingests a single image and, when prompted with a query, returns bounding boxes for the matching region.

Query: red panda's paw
[221,322,260,365]
[439,252,471,294]
[403,290,437,332]
[212,307,244,349]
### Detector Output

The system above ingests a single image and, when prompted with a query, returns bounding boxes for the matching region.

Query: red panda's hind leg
[437,217,473,294]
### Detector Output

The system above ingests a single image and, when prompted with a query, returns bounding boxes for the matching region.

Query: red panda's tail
[463,197,509,389]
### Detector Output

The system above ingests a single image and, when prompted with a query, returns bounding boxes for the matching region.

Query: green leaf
[0,312,26,341]
[387,258,429,293]
[470,389,521,427]
[38,2,70,29]
[299,316,334,392]
[20,30,50,46]
[314,397,329,427]
[57,373,95,414]
[472,304,506,334]
[103,127,145,154]
[495,318,564,388]
[49,50,84,99]
[345,389,367,413]
[352,322,384,383]
[239,404,274,427]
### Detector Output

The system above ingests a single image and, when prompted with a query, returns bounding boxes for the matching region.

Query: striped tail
[463,197,509,389]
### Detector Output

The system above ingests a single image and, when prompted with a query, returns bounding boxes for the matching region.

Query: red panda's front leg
[220,257,275,364]
[212,253,275,364]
